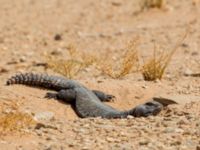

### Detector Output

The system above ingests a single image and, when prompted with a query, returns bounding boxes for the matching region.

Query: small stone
[127,115,134,119]
[0,140,7,144]
[142,85,148,89]
[81,146,90,150]
[54,34,62,41]
[19,56,26,62]
[111,2,122,6]
[191,51,198,56]
[35,123,46,129]
[181,43,189,48]
[177,117,190,125]
[106,137,115,142]
[0,67,9,73]
[184,68,193,76]
[35,130,43,136]
[45,136,57,141]
[185,139,196,148]
[196,145,200,150]
[134,95,141,99]
[139,139,150,145]
[50,50,62,55]
[34,111,55,121]
[171,140,181,146]
[163,127,175,133]
[7,60,18,65]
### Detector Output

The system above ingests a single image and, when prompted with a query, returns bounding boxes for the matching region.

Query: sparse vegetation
[0,101,36,136]
[46,44,97,79]
[97,39,139,79]
[47,58,85,79]
[141,0,166,10]
[46,29,188,81]
[0,112,36,135]
[141,31,188,81]
[142,45,170,81]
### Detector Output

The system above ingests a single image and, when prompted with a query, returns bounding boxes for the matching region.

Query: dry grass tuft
[46,44,97,79]
[0,100,36,136]
[46,30,188,80]
[142,31,188,81]
[0,112,36,136]
[98,39,139,79]
[47,58,85,79]
[141,0,165,10]
[142,46,169,81]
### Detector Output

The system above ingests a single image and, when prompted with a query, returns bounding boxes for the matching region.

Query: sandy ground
[0,0,199,149]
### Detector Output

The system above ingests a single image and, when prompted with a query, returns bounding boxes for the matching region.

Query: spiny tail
[6,73,69,91]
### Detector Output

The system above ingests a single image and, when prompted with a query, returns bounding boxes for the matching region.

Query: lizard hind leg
[56,89,76,103]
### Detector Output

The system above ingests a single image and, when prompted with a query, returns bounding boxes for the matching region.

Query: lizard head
[133,101,163,117]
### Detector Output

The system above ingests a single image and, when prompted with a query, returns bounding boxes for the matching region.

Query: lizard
[6,73,164,118]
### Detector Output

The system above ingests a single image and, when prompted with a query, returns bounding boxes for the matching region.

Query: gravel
[24,102,200,150]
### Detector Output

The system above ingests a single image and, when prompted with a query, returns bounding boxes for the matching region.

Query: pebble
[184,68,193,76]
[34,111,55,121]
[106,137,115,142]
[19,56,26,62]
[196,145,200,150]
[127,115,134,119]
[139,139,150,145]
[1,101,199,150]
[54,34,62,41]
[164,127,184,134]
[0,67,9,73]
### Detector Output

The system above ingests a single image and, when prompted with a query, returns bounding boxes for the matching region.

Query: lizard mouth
[151,106,162,115]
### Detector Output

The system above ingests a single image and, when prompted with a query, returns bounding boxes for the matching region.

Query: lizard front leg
[92,90,115,102]
[45,89,76,103]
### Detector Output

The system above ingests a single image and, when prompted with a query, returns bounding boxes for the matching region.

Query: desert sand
[0,0,199,149]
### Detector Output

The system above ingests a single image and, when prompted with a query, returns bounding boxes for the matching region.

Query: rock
[191,51,198,56]
[54,34,62,41]
[142,85,148,89]
[127,115,134,119]
[184,68,193,76]
[19,56,26,62]
[181,43,189,48]
[50,50,62,55]
[196,145,200,150]
[34,111,55,121]
[117,143,132,150]
[0,67,9,73]
[139,139,150,145]
[177,117,190,125]
[106,137,115,142]
[163,127,184,134]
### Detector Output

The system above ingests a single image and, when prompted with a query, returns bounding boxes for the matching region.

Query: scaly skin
[6,73,163,118]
